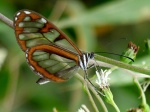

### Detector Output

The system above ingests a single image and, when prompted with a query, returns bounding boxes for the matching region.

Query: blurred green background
[0,0,150,112]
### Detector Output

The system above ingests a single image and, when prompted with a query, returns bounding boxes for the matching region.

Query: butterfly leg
[87,64,94,69]
[84,70,102,95]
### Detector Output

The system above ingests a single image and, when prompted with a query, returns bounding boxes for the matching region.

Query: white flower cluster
[77,104,90,112]
[95,69,111,89]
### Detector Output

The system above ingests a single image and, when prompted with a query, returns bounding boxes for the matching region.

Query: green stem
[94,54,150,75]
[87,82,108,112]
[75,74,108,112]
[84,82,99,112]
[103,88,120,112]
[133,78,150,112]
[112,101,120,112]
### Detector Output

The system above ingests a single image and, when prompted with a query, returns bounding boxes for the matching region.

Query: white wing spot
[38,78,50,85]
[15,17,18,21]
[30,65,35,70]
[37,72,43,77]
[16,12,21,16]
[24,11,31,14]
[18,22,24,27]
[41,18,47,23]
[25,53,28,57]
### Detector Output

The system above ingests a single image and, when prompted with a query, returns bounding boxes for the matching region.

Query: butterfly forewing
[14,10,82,55]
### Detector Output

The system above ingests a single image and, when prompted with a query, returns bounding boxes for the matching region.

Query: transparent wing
[14,9,82,55]
[26,45,80,82]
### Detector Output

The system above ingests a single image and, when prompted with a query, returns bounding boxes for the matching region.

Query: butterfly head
[88,52,94,60]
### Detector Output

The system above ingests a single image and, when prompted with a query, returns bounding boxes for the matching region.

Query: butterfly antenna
[95,51,134,62]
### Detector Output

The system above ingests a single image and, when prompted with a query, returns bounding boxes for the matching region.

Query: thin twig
[84,82,99,112]
[133,78,147,108]
[0,13,13,28]
[94,54,150,76]
[75,74,108,112]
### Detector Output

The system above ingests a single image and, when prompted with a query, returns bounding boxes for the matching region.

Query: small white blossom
[95,69,111,89]
[141,81,150,92]
[77,104,90,112]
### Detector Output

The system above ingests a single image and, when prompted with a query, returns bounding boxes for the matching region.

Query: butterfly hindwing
[26,45,80,82]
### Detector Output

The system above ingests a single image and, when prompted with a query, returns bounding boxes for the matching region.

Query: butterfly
[14,9,94,85]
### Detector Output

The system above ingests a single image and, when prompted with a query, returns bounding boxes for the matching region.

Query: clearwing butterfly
[14,9,94,85]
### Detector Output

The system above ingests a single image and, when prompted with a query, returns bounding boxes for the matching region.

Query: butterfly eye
[89,52,94,59]
[14,9,94,84]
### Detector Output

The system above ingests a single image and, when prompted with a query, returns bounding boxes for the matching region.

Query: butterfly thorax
[78,52,94,70]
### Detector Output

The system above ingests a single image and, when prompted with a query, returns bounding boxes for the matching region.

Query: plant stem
[94,54,150,75]
[84,82,99,112]
[112,101,120,112]
[0,13,13,28]
[134,78,150,112]
[76,74,108,112]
